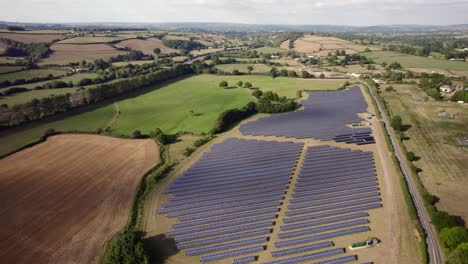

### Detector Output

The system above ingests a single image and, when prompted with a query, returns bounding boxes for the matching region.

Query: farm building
[456,137,468,147]
[440,85,455,93]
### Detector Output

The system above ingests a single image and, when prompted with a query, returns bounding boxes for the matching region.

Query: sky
[1,0,468,26]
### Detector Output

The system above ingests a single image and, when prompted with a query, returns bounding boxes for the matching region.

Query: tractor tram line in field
[156,86,389,263]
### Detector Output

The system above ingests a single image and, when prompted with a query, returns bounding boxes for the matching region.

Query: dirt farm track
[0,134,159,264]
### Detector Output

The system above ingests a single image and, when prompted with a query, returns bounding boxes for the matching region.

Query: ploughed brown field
[39,44,126,65]
[117,38,179,54]
[0,134,159,264]
[0,32,65,43]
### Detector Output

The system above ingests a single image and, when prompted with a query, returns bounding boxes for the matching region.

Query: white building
[440,85,454,93]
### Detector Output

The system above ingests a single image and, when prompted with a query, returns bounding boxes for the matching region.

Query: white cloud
[1,0,467,25]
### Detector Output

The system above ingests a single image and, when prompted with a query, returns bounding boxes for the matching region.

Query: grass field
[39,44,127,65]
[0,74,346,155]
[361,51,468,72]
[57,36,126,44]
[116,38,179,55]
[212,75,346,98]
[0,65,24,74]
[379,84,468,221]
[112,60,155,66]
[0,32,65,43]
[0,56,24,64]
[0,134,158,264]
[111,75,254,134]
[215,63,272,74]
[254,47,289,53]
[190,48,223,56]
[1,88,77,105]
[0,68,69,82]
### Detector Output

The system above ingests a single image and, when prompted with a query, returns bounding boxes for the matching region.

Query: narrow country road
[359,79,443,264]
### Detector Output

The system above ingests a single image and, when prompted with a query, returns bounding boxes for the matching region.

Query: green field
[0,74,345,156]
[0,68,69,82]
[215,64,272,74]
[112,60,155,67]
[111,75,254,134]
[361,51,468,71]
[253,47,289,53]
[0,66,24,74]
[1,73,98,106]
[0,104,115,156]
[216,75,346,98]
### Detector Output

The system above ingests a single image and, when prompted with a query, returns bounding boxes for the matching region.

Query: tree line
[0,65,194,129]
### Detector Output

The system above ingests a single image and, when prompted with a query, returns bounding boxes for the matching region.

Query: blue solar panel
[278,219,369,239]
[176,229,271,249]
[313,255,358,264]
[275,226,370,248]
[200,245,265,263]
[239,87,374,144]
[271,241,333,257]
[263,248,345,264]
[280,212,369,231]
[186,237,267,256]
[284,204,382,224]
[233,256,257,264]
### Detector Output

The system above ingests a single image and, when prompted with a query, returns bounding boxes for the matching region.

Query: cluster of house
[440,85,467,93]
[70,66,91,73]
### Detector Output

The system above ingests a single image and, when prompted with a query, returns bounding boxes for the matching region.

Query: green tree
[447,243,468,264]
[232,69,241,75]
[104,230,148,264]
[132,130,143,139]
[153,48,161,55]
[288,70,297,77]
[219,80,228,88]
[406,151,416,161]
[247,66,253,73]
[243,82,252,88]
[280,69,288,77]
[440,227,468,251]
[252,89,263,99]
[319,73,325,79]
[390,116,402,131]
[237,81,243,87]
[431,210,457,231]
[301,71,310,78]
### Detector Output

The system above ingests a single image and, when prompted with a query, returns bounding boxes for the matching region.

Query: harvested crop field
[39,44,126,65]
[117,38,179,54]
[292,39,322,53]
[285,35,380,55]
[0,42,7,53]
[57,36,126,44]
[0,32,65,43]
[0,134,159,264]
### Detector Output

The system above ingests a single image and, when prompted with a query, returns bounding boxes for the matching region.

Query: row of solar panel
[284,203,382,224]
[275,226,370,248]
[200,245,265,263]
[233,255,257,264]
[278,219,369,239]
[174,208,280,229]
[176,229,272,250]
[263,248,345,264]
[186,237,268,256]
[280,212,368,231]
[162,192,284,213]
[271,241,333,258]
[169,214,277,236]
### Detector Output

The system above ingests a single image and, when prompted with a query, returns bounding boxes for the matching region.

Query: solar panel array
[240,86,375,144]
[267,145,381,264]
[159,138,303,262]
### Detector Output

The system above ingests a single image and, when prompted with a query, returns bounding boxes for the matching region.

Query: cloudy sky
[2,0,468,26]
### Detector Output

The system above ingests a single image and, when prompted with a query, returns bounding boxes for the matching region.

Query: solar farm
[155,86,389,263]
[240,87,375,145]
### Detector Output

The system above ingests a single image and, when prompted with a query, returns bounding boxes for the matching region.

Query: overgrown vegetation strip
[360,79,441,264]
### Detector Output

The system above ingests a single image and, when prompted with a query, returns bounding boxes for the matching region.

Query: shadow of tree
[143,234,178,264]
[400,124,412,132]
